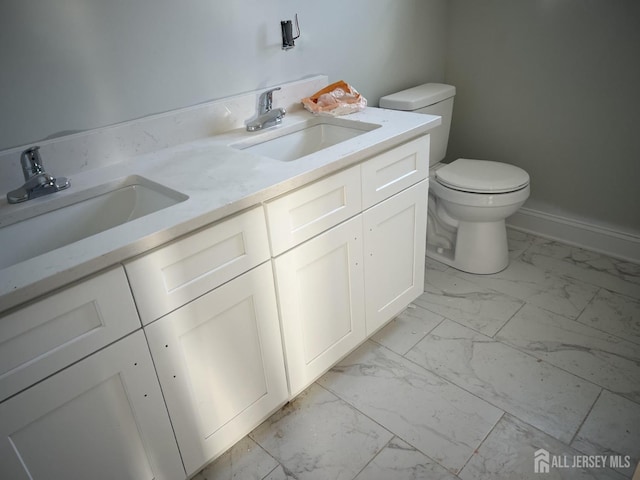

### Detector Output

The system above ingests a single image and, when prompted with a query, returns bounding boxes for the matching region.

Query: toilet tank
[379,83,456,165]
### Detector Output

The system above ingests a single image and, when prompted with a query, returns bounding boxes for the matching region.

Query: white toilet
[379,83,530,274]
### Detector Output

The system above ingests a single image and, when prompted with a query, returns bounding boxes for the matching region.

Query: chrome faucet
[6,146,70,204]
[246,87,286,132]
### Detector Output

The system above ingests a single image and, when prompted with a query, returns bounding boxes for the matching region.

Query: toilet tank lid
[379,83,456,111]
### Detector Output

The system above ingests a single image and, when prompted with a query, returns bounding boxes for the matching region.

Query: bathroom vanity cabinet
[269,135,429,395]
[0,131,430,480]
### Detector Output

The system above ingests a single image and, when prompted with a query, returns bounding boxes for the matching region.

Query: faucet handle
[20,146,44,181]
[259,87,281,112]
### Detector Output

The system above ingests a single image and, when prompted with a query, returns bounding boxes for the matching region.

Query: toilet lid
[436,159,530,193]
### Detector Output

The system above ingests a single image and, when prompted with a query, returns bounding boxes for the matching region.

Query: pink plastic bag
[301,80,367,116]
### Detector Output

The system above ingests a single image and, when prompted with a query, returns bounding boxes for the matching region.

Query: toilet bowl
[379,84,530,274]
[429,159,530,273]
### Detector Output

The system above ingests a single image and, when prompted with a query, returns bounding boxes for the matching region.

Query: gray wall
[3,1,638,238]
[445,0,640,235]
[0,0,446,150]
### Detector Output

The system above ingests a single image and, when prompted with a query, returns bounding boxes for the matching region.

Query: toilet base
[426,219,509,274]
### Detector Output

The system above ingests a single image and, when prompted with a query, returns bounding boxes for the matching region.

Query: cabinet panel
[363,180,428,334]
[126,206,270,324]
[274,215,366,396]
[0,267,139,402]
[0,331,184,480]
[266,165,362,256]
[145,263,287,475]
[361,135,429,209]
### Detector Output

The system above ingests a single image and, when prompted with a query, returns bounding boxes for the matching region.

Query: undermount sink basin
[231,117,381,162]
[0,175,188,269]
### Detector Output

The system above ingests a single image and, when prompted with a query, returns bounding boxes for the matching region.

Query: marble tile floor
[194,230,640,480]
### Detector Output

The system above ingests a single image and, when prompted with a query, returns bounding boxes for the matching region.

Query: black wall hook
[281,14,300,50]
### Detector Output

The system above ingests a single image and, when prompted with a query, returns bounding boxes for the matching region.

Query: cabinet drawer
[126,206,270,324]
[0,267,139,402]
[265,165,362,256]
[361,135,429,209]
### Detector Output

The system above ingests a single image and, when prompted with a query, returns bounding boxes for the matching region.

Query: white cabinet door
[0,331,185,480]
[274,215,366,396]
[363,180,428,335]
[144,263,288,476]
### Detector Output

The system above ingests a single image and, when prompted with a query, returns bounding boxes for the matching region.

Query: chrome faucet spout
[258,87,280,114]
[6,146,70,204]
[21,146,46,181]
[246,87,286,132]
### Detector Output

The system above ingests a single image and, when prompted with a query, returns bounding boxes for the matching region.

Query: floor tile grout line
[415,295,523,340]
[568,387,603,449]
[593,285,640,303]
[491,301,527,340]
[572,286,640,347]
[571,280,600,326]
[311,380,399,469]
[248,433,288,480]
[369,307,447,357]
[259,463,282,480]
[348,435,396,480]
[456,411,506,478]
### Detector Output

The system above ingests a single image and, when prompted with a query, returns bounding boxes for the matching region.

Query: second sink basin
[232,116,381,162]
[0,175,188,269]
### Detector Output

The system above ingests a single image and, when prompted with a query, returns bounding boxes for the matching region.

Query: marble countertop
[0,107,440,313]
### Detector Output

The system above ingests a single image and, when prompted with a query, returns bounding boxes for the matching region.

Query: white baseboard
[507,207,640,264]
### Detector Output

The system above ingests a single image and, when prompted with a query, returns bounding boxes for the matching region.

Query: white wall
[444,0,640,236]
[0,0,447,151]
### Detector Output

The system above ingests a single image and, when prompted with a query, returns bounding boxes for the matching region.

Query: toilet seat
[436,159,530,194]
